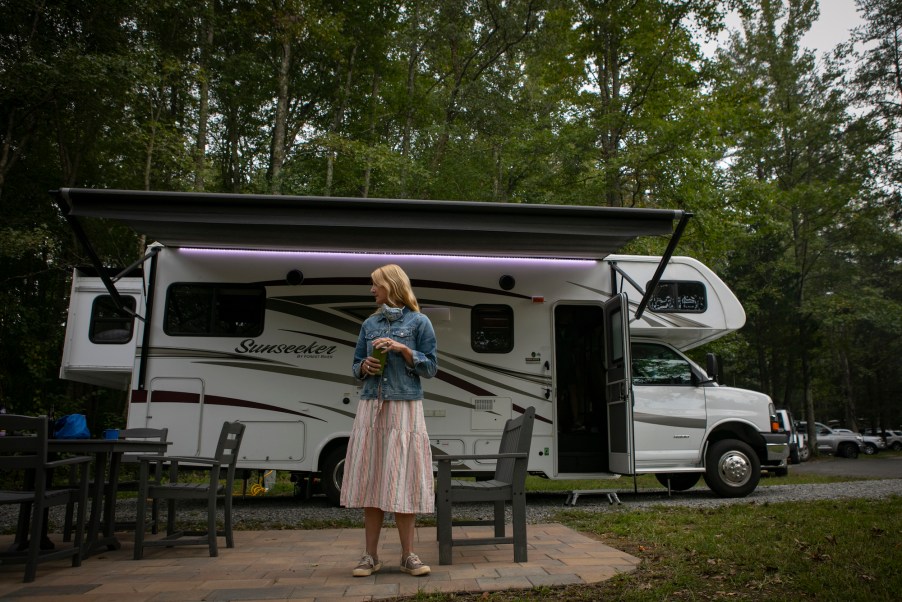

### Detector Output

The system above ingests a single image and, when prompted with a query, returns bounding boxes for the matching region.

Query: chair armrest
[137,455,223,485]
[45,455,92,469]
[436,452,529,489]
[434,453,527,463]
[137,455,219,466]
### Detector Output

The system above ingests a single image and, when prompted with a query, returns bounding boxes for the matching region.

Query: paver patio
[0,523,638,601]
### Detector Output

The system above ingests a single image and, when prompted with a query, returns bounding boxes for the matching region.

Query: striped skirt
[340,399,435,514]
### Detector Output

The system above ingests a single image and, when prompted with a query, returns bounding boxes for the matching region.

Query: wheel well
[706,422,766,462]
[318,438,349,472]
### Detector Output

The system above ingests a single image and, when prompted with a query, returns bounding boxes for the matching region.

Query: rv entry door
[604,293,634,474]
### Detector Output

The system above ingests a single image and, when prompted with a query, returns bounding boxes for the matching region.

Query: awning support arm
[634,211,693,320]
[54,191,155,321]
[114,247,159,283]
[609,261,646,297]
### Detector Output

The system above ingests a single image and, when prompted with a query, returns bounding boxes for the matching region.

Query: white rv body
[61,245,787,500]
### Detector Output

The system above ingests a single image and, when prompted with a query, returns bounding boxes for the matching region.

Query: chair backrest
[493,406,536,484]
[213,421,246,472]
[0,415,49,483]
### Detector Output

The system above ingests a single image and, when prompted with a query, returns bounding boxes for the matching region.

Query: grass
[387,496,902,601]
[376,456,902,601]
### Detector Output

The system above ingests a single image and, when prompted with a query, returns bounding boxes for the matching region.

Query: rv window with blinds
[164,284,265,336]
[90,295,137,344]
[471,305,514,353]
[647,280,707,313]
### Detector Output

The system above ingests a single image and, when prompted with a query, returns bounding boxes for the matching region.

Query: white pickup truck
[775,409,808,465]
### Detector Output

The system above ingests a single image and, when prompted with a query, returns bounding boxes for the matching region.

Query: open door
[553,304,607,474]
[605,293,634,474]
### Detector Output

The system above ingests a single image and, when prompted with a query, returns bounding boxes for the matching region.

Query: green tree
[714,0,896,443]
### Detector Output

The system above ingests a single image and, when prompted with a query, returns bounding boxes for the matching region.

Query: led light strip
[177,247,597,266]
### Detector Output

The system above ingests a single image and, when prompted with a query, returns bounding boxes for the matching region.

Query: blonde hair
[372,264,420,312]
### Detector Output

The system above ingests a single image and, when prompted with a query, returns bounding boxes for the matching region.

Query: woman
[341,264,438,577]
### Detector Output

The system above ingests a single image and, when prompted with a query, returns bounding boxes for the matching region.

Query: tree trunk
[400,3,421,197]
[325,44,357,196]
[360,74,380,198]
[269,37,291,195]
[194,0,214,192]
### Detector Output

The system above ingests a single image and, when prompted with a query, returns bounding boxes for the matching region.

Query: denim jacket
[352,307,438,401]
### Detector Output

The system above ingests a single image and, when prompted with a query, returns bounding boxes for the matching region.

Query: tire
[799,445,811,462]
[862,443,878,456]
[892,442,902,452]
[320,444,347,506]
[789,443,801,465]
[703,439,761,498]
[655,473,701,491]
[838,443,859,459]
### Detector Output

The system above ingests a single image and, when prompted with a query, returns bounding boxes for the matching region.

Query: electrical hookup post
[249,469,277,495]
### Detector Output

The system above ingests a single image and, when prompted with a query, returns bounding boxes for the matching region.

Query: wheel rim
[718,450,753,487]
[332,458,345,492]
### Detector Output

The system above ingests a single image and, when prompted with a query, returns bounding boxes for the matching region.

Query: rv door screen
[605,293,634,474]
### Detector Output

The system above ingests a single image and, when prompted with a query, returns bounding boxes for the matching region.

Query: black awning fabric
[54,188,684,259]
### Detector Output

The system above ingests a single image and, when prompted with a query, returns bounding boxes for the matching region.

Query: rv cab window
[164,283,265,336]
[647,280,707,313]
[471,305,513,353]
[90,295,137,344]
[631,343,693,385]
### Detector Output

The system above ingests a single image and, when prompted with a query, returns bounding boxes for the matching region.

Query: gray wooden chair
[0,414,91,582]
[62,427,169,539]
[435,406,536,565]
[133,421,245,559]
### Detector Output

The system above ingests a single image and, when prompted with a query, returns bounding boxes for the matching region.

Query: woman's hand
[373,338,407,354]
[361,356,379,376]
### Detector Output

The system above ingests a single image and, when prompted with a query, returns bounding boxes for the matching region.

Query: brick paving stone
[0,523,638,599]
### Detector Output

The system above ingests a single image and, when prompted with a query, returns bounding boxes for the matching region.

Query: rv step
[564,490,622,507]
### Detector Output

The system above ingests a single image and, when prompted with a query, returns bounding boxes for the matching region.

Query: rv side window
[631,343,693,385]
[90,295,137,344]
[471,305,513,353]
[647,280,707,313]
[164,284,265,337]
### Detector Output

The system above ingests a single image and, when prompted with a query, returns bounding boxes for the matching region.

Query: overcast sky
[707,1,865,58]
[802,0,864,56]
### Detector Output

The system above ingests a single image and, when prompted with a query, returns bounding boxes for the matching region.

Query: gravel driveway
[122,471,902,529]
[4,457,899,534]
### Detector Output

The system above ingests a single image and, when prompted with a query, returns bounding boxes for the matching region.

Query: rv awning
[54,188,685,260]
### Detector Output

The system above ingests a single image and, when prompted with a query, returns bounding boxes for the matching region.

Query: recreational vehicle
[56,189,788,502]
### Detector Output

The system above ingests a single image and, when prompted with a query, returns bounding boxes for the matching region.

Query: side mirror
[706,353,719,384]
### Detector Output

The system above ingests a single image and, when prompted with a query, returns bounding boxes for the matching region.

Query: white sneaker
[352,554,382,577]
[400,553,430,576]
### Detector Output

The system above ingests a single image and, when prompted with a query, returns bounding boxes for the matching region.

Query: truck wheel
[839,443,859,459]
[892,442,902,451]
[862,443,878,455]
[321,445,347,506]
[655,473,701,491]
[799,445,810,462]
[703,439,760,498]
[789,443,801,465]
